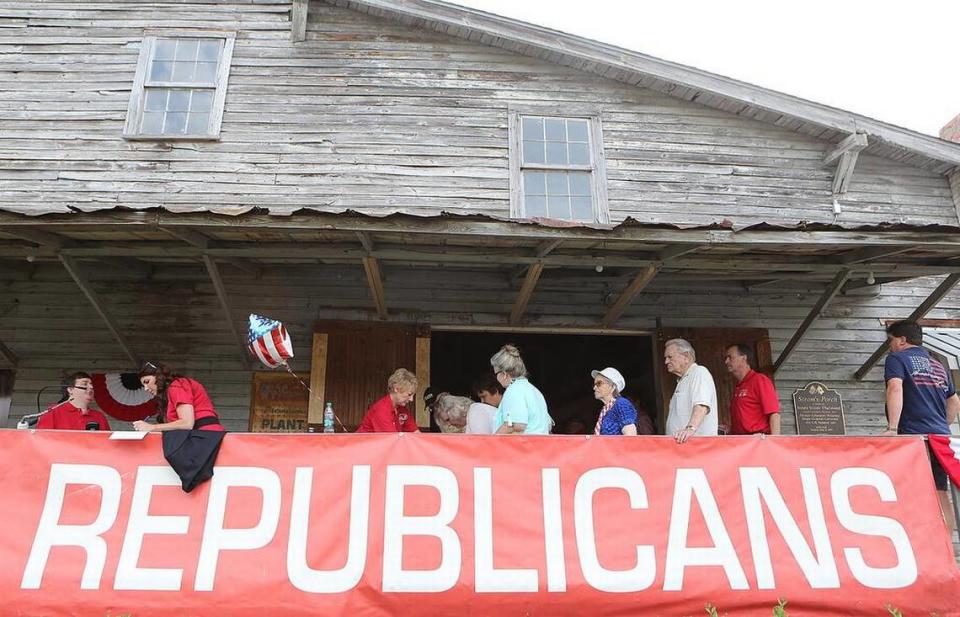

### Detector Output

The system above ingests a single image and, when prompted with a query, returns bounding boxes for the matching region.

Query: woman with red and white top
[133,362,225,433]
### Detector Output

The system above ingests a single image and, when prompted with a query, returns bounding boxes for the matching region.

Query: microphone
[85,421,100,431]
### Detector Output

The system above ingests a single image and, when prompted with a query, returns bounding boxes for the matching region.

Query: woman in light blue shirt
[490,344,553,434]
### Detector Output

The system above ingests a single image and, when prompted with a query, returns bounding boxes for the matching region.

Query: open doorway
[430,330,658,434]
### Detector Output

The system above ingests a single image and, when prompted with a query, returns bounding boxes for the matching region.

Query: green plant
[772,598,788,616]
[886,605,902,617]
[705,605,719,617]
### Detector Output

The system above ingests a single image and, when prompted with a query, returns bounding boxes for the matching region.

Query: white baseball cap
[591,367,625,392]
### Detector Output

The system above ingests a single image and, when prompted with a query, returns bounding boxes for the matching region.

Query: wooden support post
[59,254,139,366]
[291,0,308,42]
[362,256,388,319]
[202,255,250,368]
[509,261,544,324]
[601,265,658,328]
[415,335,431,427]
[854,273,960,380]
[657,243,701,261]
[308,332,328,426]
[773,269,851,373]
[824,132,868,196]
[0,339,18,367]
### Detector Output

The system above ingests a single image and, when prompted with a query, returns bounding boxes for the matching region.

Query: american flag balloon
[247,314,294,368]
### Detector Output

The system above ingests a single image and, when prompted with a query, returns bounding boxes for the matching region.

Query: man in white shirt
[664,338,718,444]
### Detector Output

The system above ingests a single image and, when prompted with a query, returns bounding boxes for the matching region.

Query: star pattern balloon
[247,314,294,368]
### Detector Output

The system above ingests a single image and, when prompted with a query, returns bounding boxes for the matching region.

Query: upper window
[510,112,608,223]
[124,34,235,140]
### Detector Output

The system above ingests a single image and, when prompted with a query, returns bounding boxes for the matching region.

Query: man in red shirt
[724,343,780,435]
[356,368,420,433]
[37,372,111,431]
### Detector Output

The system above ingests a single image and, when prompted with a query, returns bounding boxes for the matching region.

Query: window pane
[164,112,187,135]
[167,89,191,112]
[569,172,592,195]
[571,196,593,221]
[194,61,218,83]
[172,60,195,82]
[523,171,546,195]
[567,119,589,142]
[547,196,570,219]
[521,116,543,141]
[544,118,566,141]
[545,172,568,196]
[141,111,164,134]
[522,140,544,165]
[568,142,590,165]
[176,39,199,62]
[525,195,547,218]
[545,141,567,165]
[144,89,167,112]
[191,89,214,112]
[187,112,209,135]
[198,39,222,62]
[154,40,177,61]
[149,61,172,81]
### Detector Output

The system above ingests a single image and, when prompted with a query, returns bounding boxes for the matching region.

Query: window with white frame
[124,34,235,139]
[510,113,608,223]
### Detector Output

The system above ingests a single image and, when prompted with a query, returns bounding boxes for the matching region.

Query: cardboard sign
[248,372,309,433]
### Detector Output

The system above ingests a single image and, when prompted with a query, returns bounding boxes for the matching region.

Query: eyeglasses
[593,380,608,388]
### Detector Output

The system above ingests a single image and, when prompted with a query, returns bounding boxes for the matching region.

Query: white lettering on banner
[21,464,121,590]
[541,468,567,592]
[574,467,655,592]
[115,466,189,591]
[831,468,918,589]
[288,466,371,593]
[195,467,282,592]
[664,469,749,592]
[474,468,538,592]
[739,467,839,589]
[382,465,461,592]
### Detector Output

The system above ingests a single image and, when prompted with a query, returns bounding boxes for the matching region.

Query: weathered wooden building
[1,0,959,434]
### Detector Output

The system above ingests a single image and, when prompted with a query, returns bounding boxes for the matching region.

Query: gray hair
[490,343,528,378]
[664,338,696,362]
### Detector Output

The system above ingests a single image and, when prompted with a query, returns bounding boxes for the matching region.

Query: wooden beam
[773,269,852,373]
[657,243,701,261]
[415,335,431,427]
[854,273,960,380]
[356,231,375,253]
[601,265,659,328]
[58,254,139,366]
[202,254,250,368]
[824,132,868,196]
[362,256,388,319]
[535,239,563,257]
[291,0,308,41]
[840,246,914,265]
[509,261,544,324]
[0,339,18,367]
[161,227,260,276]
[2,228,71,248]
[307,333,328,427]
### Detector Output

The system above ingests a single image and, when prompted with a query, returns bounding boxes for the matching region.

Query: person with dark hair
[724,343,780,435]
[133,362,224,432]
[37,371,111,430]
[883,319,959,534]
[465,373,503,434]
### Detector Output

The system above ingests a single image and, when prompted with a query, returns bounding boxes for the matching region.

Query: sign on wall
[792,381,846,435]
[1,431,958,615]
[248,372,308,432]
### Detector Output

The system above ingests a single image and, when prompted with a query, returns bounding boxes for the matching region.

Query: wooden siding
[2,262,959,434]
[0,1,956,228]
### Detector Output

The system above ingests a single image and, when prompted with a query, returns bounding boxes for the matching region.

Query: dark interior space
[430,331,657,434]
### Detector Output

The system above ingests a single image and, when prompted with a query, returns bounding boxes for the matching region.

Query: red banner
[1,430,958,616]
[929,434,960,490]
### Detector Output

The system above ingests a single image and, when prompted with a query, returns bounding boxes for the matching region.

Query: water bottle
[323,402,335,433]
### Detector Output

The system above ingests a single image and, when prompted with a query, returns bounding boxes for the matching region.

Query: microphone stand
[18,385,76,429]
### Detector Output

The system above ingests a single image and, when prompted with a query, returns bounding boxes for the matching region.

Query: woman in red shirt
[133,362,225,432]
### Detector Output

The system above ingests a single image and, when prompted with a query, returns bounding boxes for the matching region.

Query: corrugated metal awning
[926,329,960,371]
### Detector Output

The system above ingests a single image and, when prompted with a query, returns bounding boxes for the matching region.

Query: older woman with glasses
[591,367,638,436]
[490,343,553,435]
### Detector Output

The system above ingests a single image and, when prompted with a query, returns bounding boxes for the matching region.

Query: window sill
[122,134,221,142]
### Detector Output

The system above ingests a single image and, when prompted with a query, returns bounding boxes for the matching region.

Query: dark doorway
[430,331,657,434]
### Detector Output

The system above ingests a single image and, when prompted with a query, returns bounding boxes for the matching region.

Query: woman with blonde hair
[356,368,420,433]
[490,344,552,434]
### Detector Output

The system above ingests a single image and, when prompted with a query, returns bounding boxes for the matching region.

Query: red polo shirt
[356,394,418,433]
[730,370,780,434]
[37,401,111,431]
